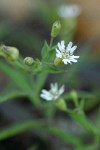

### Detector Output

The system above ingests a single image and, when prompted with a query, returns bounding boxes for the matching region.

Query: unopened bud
[24,57,34,66]
[70,90,79,107]
[54,57,64,66]
[2,45,19,61]
[70,90,78,101]
[51,21,61,38]
[55,99,66,111]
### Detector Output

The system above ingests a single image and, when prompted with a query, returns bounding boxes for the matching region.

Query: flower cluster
[40,40,80,101]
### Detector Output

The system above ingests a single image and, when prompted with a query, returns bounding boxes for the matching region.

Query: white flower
[56,41,79,64]
[58,4,81,18]
[40,83,64,101]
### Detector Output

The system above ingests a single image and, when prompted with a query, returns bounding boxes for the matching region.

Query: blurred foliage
[0,0,100,150]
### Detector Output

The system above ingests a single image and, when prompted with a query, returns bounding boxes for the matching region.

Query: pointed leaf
[41,41,49,61]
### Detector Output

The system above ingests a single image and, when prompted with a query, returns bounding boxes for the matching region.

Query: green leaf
[34,72,47,95]
[0,120,44,141]
[41,41,49,61]
[48,127,82,147]
[79,99,85,110]
[0,61,41,105]
[96,108,100,131]
[41,41,56,62]
[0,90,27,103]
[76,144,98,150]
[46,49,55,62]
[69,112,96,133]
[43,65,61,73]
[0,61,32,93]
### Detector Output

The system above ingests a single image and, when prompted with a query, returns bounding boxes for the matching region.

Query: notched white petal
[67,41,73,51]
[62,59,68,64]
[61,40,65,49]
[58,42,62,50]
[59,85,65,95]
[69,57,77,62]
[70,45,77,54]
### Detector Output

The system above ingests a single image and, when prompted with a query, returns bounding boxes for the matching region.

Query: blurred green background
[0,0,100,150]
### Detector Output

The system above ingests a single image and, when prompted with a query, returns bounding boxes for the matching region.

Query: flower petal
[66,42,73,51]
[70,45,77,54]
[40,94,52,100]
[63,59,72,64]
[56,53,62,58]
[51,83,58,93]
[62,59,68,64]
[70,58,78,62]
[58,41,65,51]
[58,42,62,50]
[58,85,65,95]
[56,49,62,58]
[40,90,53,100]
[61,40,65,49]
[69,55,79,62]
[72,55,79,58]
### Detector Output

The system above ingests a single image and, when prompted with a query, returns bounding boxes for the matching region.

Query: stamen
[62,51,69,59]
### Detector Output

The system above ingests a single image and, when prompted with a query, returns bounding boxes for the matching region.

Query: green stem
[29,93,41,106]
[69,111,97,134]
[94,132,100,149]
[35,72,48,95]
[49,37,54,50]
[13,61,26,70]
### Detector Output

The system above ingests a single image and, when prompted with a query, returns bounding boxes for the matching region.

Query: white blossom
[56,41,79,65]
[40,83,64,101]
[58,4,81,18]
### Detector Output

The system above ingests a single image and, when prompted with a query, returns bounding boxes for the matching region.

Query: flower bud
[51,21,61,38]
[2,45,19,61]
[55,99,66,111]
[24,57,34,66]
[70,90,78,101]
[70,90,79,107]
[54,57,64,66]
